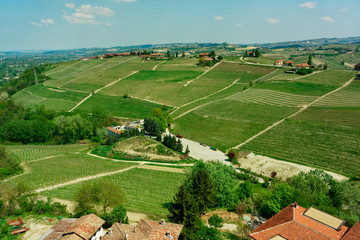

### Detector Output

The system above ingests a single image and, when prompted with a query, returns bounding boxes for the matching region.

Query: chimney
[166,230,172,238]
[107,228,112,235]
[293,202,298,208]
[160,219,166,225]
[125,234,128,240]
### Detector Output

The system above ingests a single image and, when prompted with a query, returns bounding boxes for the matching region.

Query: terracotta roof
[203,56,213,61]
[285,61,294,64]
[104,219,183,240]
[199,53,209,56]
[107,127,121,135]
[150,53,164,56]
[342,222,360,240]
[62,214,104,240]
[41,219,77,240]
[275,60,283,63]
[296,63,310,67]
[249,204,349,240]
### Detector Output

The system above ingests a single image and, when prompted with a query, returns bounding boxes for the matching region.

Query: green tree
[144,118,161,135]
[185,145,190,155]
[191,168,217,215]
[209,50,216,60]
[101,205,128,228]
[169,184,198,224]
[324,62,328,70]
[255,49,261,57]
[217,55,223,61]
[176,139,183,152]
[308,54,313,66]
[208,214,223,228]
[167,50,171,58]
[237,180,254,200]
[261,183,295,217]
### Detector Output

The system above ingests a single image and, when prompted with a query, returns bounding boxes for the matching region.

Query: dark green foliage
[101,205,128,228]
[208,214,224,228]
[296,68,313,75]
[0,147,20,179]
[144,118,161,135]
[237,180,253,200]
[155,134,162,142]
[185,145,190,155]
[217,55,223,61]
[190,168,217,215]
[75,181,126,216]
[162,135,182,152]
[209,50,216,60]
[308,54,313,66]
[255,49,261,57]
[197,222,221,240]
[260,183,295,217]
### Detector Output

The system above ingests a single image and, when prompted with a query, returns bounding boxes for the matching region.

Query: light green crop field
[42,168,185,217]
[239,81,360,177]
[173,101,297,151]
[298,70,354,86]
[75,94,163,118]
[5,153,137,191]
[5,144,90,162]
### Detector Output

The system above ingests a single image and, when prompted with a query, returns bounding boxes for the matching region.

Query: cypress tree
[191,168,217,215]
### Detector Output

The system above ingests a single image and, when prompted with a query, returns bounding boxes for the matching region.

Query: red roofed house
[80,58,89,61]
[41,214,105,240]
[354,63,360,71]
[106,127,122,136]
[150,53,165,57]
[285,61,294,67]
[198,53,209,57]
[249,203,360,240]
[247,51,256,57]
[274,60,283,66]
[296,63,310,69]
[203,56,214,62]
[103,219,183,240]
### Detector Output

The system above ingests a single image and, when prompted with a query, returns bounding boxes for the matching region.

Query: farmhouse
[106,127,122,136]
[285,61,294,67]
[198,53,209,57]
[103,219,183,240]
[80,58,89,61]
[246,51,256,57]
[41,214,105,240]
[354,63,360,70]
[274,60,283,66]
[249,203,360,240]
[296,63,310,69]
[203,56,214,62]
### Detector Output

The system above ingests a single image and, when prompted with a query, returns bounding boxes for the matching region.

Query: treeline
[1,64,52,95]
[0,99,114,144]
[0,147,20,179]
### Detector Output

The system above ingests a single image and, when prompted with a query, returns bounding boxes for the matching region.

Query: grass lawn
[75,94,163,119]
[6,153,137,191]
[244,56,277,65]
[42,168,185,217]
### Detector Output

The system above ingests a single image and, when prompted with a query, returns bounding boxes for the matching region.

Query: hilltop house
[103,219,183,240]
[40,214,105,240]
[354,63,360,70]
[198,53,209,57]
[246,51,256,57]
[249,203,360,240]
[274,60,283,66]
[296,63,310,69]
[285,61,294,67]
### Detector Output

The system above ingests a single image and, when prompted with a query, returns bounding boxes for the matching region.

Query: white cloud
[267,18,280,24]
[65,3,75,8]
[321,16,335,23]
[237,23,243,27]
[105,23,111,26]
[30,18,55,26]
[214,16,223,21]
[114,0,136,2]
[63,4,115,25]
[299,1,318,9]
[341,8,349,12]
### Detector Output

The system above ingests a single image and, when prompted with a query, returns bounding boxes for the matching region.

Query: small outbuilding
[354,63,360,71]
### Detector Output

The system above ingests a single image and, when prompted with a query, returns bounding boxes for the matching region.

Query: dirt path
[239,153,348,181]
[232,77,355,149]
[130,96,175,108]
[33,164,142,193]
[138,165,185,173]
[172,78,241,118]
[184,62,221,87]
[152,61,166,71]
[68,71,139,112]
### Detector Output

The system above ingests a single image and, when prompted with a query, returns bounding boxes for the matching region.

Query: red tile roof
[285,61,294,64]
[342,222,360,240]
[249,204,350,240]
[199,53,209,56]
[150,53,164,56]
[62,214,104,240]
[42,219,77,240]
[106,127,121,135]
[104,219,183,240]
[296,63,310,68]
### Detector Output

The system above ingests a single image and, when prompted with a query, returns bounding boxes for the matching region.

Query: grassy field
[239,80,360,177]
[42,168,185,217]
[6,152,137,191]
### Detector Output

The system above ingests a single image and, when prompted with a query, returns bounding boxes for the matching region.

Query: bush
[296,68,313,75]
[208,214,224,228]
[101,205,128,228]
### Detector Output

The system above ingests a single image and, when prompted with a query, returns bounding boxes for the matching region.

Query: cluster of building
[40,214,183,240]
[80,52,135,61]
[139,53,167,60]
[274,59,310,69]
[249,203,360,240]
[106,120,143,136]
[198,52,214,62]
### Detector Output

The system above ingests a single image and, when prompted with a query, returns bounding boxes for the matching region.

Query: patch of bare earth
[238,153,348,181]
[202,210,241,224]
[48,88,66,92]
[20,218,59,240]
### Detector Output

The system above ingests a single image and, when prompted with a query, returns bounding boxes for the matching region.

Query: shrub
[208,214,224,228]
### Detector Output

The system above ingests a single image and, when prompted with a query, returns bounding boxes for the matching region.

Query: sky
[0,0,359,51]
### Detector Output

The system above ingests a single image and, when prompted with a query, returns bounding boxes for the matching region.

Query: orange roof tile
[249,204,349,240]
[106,127,121,135]
[62,214,104,240]
[341,222,360,240]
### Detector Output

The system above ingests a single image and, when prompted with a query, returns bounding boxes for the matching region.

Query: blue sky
[0,0,359,51]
